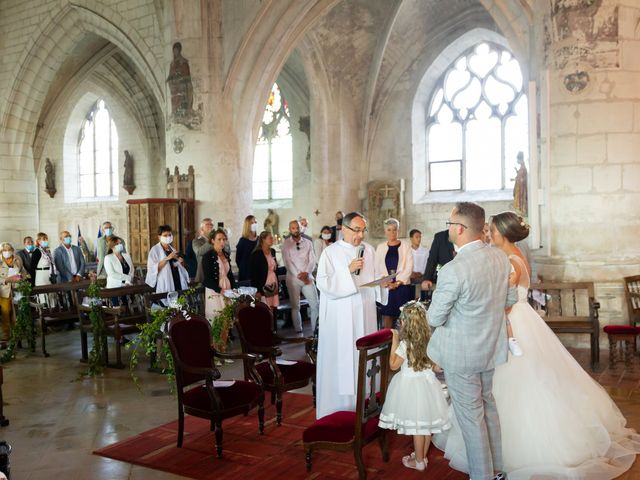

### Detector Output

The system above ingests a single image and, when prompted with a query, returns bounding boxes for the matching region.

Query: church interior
[0,0,639,478]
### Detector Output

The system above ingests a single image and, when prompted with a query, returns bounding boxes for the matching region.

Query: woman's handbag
[262,282,278,297]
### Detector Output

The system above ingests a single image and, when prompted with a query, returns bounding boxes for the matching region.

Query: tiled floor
[1,327,639,479]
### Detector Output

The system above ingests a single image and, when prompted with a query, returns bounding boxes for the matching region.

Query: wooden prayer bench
[77,284,153,369]
[275,274,309,329]
[528,282,601,370]
[30,279,98,357]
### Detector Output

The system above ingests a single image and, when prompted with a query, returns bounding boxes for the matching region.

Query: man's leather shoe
[493,473,507,480]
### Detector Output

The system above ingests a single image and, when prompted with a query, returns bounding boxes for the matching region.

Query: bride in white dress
[435,211,640,479]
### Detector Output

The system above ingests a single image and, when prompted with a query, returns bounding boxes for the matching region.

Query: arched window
[78,100,119,198]
[427,42,528,192]
[253,83,292,200]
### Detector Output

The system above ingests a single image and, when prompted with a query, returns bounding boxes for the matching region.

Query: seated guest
[53,230,86,283]
[16,236,36,285]
[202,228,236,319]
[236,215,258,282]
[192,217,214,282]
[0,242,29,343]
[103,236,134,288]
[375,218,413,329]
[409,229,428,283]
[145,225,189,294]
[249,231,279,310]
[96,221,126,278]
[313,225,333,259]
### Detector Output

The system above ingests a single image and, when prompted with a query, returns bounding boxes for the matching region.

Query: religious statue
[167,42,196,128]
[512,151,528,217]
[123,150,136,195]
[264,209,279,237]
[44,158,56,198]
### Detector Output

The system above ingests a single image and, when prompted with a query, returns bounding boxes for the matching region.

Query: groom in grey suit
[428,202,515,480]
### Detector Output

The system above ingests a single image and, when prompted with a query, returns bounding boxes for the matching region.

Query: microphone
[354,245,365,275]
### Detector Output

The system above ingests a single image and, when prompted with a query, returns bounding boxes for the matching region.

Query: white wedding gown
[434,255,640,479]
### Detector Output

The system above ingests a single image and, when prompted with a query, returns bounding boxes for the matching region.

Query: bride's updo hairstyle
[491,211,530,243]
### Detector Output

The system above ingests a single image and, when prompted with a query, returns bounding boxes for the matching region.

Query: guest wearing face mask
[103,236,134,288]
[297,217,313,241]
[235,215,258,283]
[145,225,189,294]
[53,230,86,283]
[32,232,55,288]
[0,242,29,344]
[17,236,37,285]
[314,225,333,259]
[96,221,126,278]
[330,211,344,243]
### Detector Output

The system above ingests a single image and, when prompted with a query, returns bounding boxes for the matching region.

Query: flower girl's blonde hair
[398,301,432,372]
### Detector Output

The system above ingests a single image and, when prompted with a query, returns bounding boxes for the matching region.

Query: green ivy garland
[127,306,175,392]
[85,282,107,377]
[211,301,235,352]
[1,279,35,363]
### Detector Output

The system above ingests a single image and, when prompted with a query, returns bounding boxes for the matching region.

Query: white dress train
[434,255,640,479]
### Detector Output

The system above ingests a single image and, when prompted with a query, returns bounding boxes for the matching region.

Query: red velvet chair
[166,311,264,458]
[235,300,315,425]
[603,275,640,368]
[302,329,392,480]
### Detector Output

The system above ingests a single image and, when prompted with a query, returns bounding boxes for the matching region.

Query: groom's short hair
[455,202,485,234]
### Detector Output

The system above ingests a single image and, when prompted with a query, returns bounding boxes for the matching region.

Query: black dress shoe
[493,473,507,480]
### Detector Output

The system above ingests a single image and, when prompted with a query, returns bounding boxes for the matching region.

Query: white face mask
[250,223,258,233]
[321,233,331,240]
[299,225,307,234]
[2,251,12,259]
[114,244,124,253]
[160,235,173,245]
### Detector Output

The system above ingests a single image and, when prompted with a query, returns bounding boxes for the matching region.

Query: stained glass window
[427,43,528,192]
[78,100,118,198]
[253,83,292,200]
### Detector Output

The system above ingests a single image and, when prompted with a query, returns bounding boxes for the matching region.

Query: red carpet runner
[94,392,467,479]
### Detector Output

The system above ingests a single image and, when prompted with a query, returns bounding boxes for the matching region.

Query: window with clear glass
[253,83,292,200]
[78,100,119,198]
[427,42,528,192]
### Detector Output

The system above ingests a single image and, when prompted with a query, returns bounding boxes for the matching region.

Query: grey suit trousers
[445,369,502,480]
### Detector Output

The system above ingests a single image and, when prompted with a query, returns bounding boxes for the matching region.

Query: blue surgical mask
[25,244,35,252]
[114,244,124,253]
[104,228,113,236]
[63,237,72,245]
[41,241,49,248]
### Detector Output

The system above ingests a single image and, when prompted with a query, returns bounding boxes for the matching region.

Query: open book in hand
[360,273,396,288]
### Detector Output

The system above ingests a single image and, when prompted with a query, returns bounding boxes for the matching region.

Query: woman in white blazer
[375,218,414,329]
[103,236,134,288]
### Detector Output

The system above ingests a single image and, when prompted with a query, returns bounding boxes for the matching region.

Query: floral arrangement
[1,280,35,363]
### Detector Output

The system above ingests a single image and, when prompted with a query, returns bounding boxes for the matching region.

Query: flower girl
[379,301,450,471]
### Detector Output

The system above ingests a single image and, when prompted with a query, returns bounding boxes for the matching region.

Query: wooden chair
[166,310,264,458]
[529,282,601,370]
[234,300,315,425]
[0,367,8,427]
[602,275,640,369]
[302,329,392,479]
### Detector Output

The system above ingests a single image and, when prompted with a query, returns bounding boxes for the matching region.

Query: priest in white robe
[315,212,389,419]
[145,225,189,294]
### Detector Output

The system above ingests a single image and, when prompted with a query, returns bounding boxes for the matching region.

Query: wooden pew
[30,279,98,357]
[529,282,601,370]
[76,283,153,368]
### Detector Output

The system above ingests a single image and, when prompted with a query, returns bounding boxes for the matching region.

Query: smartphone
[217,222,224,228]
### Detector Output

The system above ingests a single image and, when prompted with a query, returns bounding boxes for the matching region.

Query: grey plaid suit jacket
[427,240,515,374]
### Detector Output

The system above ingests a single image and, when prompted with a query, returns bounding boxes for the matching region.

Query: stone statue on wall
[299,115,311,171]
[512,151,528,217]
[123,150,136,195]
[167,42,201,129]
[264,209,279,237]
[44,158,56,198]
